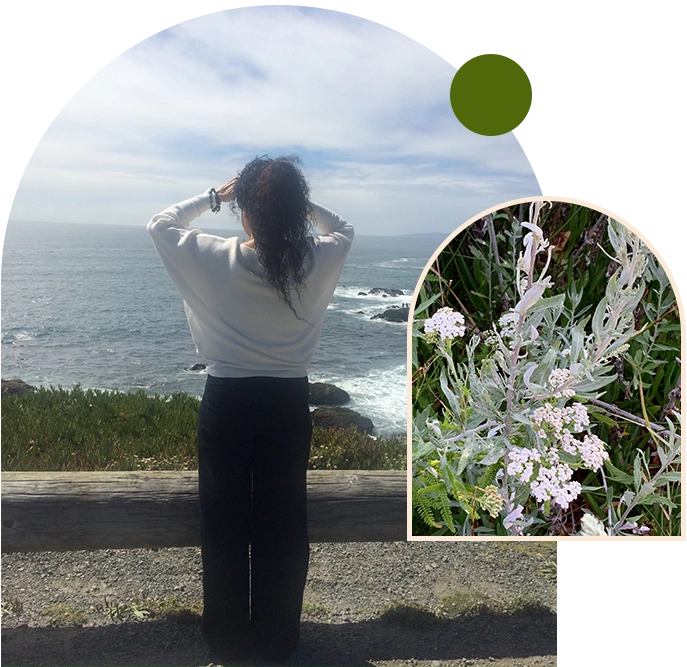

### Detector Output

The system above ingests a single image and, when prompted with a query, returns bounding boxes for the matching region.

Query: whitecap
[2,330,36,344]
[311,364,408,437]
[334,286,407,302]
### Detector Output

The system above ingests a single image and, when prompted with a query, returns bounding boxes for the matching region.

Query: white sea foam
[338,306,408,325]
[334,286,408,302]
[183,365,208,375]
[312,363,408,437]
[2,330,36,344]
[376,257,422,269]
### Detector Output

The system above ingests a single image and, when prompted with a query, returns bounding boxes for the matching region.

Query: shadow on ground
[1,609,556,666]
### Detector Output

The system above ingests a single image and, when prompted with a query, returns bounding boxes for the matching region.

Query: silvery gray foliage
[413,203,676,536]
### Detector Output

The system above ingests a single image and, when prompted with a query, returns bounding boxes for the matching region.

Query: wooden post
[1,470,407,552]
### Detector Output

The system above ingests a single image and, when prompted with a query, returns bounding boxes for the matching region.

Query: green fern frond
[412,480,440,528]
[477,461,503,489]
[412,479,456,533]
[437,488,456,533]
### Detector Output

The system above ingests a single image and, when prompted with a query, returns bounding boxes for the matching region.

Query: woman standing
[147,156,354,662]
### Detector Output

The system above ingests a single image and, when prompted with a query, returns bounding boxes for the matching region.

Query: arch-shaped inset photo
[411,199,682,538]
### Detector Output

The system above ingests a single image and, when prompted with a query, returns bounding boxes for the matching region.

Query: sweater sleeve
[146,191,231,309]
[147,190,212,234]
[310,202,355,246]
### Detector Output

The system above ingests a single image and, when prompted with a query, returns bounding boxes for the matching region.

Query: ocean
[1,221,443,436]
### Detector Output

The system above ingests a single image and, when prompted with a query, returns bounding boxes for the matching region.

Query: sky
[9,6,539,235]
[0,0,687,667]
[4,6,679,235]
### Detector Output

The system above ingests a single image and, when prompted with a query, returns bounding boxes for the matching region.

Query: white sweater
[147,190,354,378]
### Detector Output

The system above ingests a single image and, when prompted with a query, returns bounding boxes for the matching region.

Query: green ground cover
[1,386,406,472]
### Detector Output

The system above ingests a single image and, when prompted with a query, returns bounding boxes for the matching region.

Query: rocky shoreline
[2,286,412,441]
[1,378,35,396]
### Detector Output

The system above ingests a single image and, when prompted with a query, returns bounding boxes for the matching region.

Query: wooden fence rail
[1,470,407,552]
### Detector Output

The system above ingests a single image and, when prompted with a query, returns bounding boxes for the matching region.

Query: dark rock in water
[1,379,35,396]
[371,306,410,323]
[188,363,207,372]
[309,382,350,406]
[311,407,375,435]
[369,287,404,297]
[357,291,367,296]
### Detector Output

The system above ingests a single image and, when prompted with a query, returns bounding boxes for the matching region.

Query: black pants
[197,374,312,661]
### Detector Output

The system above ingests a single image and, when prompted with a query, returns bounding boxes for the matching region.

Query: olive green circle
[450,54,532,136]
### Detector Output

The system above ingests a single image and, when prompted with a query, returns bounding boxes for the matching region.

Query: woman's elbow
[146,215,165,235]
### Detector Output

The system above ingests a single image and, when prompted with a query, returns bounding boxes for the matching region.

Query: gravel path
[1,542,556,667]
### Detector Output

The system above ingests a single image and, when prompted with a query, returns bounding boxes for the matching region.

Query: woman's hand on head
[216,178,238,203]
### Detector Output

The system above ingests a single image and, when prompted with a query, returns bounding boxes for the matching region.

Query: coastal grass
[88,596,203,624]
[378,602,437,628]
[300,600,330,619]
[436,590,550,617]
[380,591,552,625]
[1,386,406,472]
[41,603,89,626]
[1,597,24,617]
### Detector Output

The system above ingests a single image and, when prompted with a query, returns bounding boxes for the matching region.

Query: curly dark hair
[232,156,313,312]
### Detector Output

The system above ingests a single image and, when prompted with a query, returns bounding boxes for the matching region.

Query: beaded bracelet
[209,188,221,213]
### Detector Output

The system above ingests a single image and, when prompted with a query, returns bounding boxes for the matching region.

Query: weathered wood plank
[1,470,407,552]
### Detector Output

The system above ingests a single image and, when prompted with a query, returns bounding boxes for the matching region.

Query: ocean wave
[183,365,208,375]
[337,306,408,326]
[1,330,37,344]
[338,305,379,317]
[312,364,408,437]
[334,286,408,301]
[346,258,424,271]
[375,257,424,269]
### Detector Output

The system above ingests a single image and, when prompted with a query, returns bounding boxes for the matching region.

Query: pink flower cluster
[507,447,541,483]
[548,368,576,398]
[507,448,582,509]
[578,434,609,470]
[530,458,582,508]
[507,401,609,510]
[532,402,590,434]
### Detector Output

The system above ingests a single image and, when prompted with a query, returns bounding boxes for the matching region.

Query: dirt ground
[1,541,557,667]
